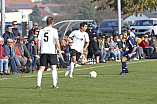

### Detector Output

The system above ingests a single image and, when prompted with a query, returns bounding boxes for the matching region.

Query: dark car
[97,19,125,37]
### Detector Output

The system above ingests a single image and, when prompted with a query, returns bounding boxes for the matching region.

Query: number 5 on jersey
[44,32,49,42]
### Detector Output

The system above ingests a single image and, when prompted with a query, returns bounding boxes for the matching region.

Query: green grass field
[0,59,157,104]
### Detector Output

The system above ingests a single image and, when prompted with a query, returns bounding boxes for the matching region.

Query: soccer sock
[52,70,58,87]
[70,62,75,77]
[122,62,127,72]
[37,70,43,87]
[67,65,71,71]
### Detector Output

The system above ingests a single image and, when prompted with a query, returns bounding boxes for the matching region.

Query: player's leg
[119,56,128,75]
[65,49,76,77]
[51,65,59,88]
[69,56,76,78]
[36,54,47,89]
[49,54,59,88]
[37,66,45,89]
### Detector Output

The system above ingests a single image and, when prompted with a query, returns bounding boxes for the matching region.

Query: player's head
[46,17,54,26]
[123,31,130,39]
[80,22,87,31]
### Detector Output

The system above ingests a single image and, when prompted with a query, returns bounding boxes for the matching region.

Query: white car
[130,19,157,36]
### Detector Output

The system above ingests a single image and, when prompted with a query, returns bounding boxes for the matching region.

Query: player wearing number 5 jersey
[36,17,61,89]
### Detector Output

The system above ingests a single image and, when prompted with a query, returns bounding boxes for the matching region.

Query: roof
[40,8,54,17]
[122,10,157,20]
[3,0,34,9]
[143,10,157,18]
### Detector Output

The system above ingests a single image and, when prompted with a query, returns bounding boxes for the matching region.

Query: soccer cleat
[36,86,41,89]
[53,85,59,89]
[69,76,73,78]
[75,64,81,67]
[119,72,126,75]
[125,70,129,73]
[12,72,21,75]
[65,71,69,77]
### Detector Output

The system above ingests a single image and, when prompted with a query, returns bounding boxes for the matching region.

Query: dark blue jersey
[126,36,137,52]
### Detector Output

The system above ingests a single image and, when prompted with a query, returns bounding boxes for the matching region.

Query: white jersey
[69,30,89,53]
[38,27,58,54]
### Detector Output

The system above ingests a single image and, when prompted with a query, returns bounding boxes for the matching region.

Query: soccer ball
[89,71,97,78]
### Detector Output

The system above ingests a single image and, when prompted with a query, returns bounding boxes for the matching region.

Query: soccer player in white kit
[36,17,61,89]
[65,22,89,78]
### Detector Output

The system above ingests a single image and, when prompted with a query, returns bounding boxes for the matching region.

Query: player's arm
[130,46,137,55]
[37,39,41,52]
[84,42,89,52]
[55,38,61,54]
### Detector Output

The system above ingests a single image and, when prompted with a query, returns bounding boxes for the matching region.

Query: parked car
[97,19,125,37]
[130,19,157,36]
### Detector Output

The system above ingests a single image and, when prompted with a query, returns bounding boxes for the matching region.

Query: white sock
[37,70,43,87]
[52,70,58,87]
[67,65,71,71]
[70,62,75,77]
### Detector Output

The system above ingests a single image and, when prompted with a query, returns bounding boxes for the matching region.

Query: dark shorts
[123,50,137,61]
[40,54,57,66]
[71,49,81,61]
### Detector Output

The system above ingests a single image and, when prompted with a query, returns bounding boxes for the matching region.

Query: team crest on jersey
[80,38,83,41]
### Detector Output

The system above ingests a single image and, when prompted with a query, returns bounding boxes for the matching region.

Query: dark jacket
[26,43,37,57]
[86,29,96,42]
[28,28,35,40]
[91,41,101,54]
[3,31,14,45]
[12,28,21,37]
[16,42,31,59]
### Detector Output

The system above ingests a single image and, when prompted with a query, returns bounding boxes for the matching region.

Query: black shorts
[71,49,81,61]
[40,54,57,66]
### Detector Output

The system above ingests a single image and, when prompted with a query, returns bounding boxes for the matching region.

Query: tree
[91,0,157,15]
[29,5,44,27]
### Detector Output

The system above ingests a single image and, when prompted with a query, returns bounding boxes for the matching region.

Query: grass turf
[0,59,157,104]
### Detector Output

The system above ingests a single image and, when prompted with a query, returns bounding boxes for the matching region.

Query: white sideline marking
[0,59,156,81]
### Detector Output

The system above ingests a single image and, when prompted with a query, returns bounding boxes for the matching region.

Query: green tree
[91,0,157,15]
[29,5,44,27]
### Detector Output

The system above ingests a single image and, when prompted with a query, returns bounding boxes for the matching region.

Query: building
[122,10,157,25]
[2,0,35,23]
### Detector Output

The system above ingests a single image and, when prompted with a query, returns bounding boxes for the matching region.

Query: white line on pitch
[0,59,156,81]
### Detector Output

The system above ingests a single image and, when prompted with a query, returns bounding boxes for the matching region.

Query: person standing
[36,17,61,89]
[28,22,38,41]
[12,21,21,38]
[119,32,137,75]
[86,24,96,58]
[65,22,89,78]
[3,25,14,45]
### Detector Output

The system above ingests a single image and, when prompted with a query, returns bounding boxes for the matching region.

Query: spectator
[23,36,28,44]
[3,39,21,75]
[28,22,38,40]
[91,37,106,63]
[109,36,120,61]
[12,21,21,38]
[139,35,152,56]
[130,28,136,38]
[26,40,37,73]
[86,24,96,58]
[3,25,14,45]
[117,37,126,57]
[98,36,110,60]
[16,36,32,73]
[0,37,11,75]
[149,37,156,53]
